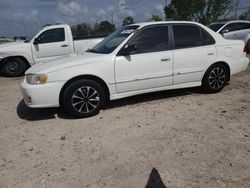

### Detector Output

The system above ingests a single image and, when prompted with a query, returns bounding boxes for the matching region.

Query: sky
[0,0,249,37]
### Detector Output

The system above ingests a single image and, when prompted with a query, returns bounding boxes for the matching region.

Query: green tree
[238,8,250,20]
[122,16,135,26]
[164,0,233,25]
[71,22,92,37]
[99,21,115,34]
[91,23,101,35]
[151,15,163,22]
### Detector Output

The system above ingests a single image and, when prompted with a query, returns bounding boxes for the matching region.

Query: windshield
[209,23,225,32]
[88,25,139,54]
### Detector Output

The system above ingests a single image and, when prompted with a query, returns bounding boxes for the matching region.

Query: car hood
[0,42,29,49]
[0,42,30,55]
[26,52,110,74]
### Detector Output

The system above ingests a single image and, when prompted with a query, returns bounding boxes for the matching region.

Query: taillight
[243,46,247,53]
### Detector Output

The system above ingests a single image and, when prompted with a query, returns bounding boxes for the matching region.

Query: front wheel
[202,64,229,93]
[2,57,26,77]
[62,79,106,118]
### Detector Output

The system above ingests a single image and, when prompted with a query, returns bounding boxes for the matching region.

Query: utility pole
[111,10,114,25]
[235,0,240,19]
[165,0,168,20]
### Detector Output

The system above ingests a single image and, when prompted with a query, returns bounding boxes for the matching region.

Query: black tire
[202,64,229,93]
[63,79,106,118]
[2,57,26,77]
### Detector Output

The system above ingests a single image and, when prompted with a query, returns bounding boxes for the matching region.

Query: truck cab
[0,24,104,77]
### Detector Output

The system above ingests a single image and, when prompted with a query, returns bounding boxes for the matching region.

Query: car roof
[130,21,205,27]
[210,20,250,25]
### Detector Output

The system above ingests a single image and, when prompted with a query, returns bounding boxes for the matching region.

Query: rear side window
[201,30,215,45]
[173,25,203,49]
[38,28,65,44]
[236,23,250,30]
[128,25,169,54]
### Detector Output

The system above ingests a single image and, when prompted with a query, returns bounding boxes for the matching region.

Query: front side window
[222,23,238,32]
[209,23,225,32]
[38,28,65,44]
[127,25,169,54]
[173,25,202,49]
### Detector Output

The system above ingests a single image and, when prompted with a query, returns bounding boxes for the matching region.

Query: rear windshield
[209,23,225,32]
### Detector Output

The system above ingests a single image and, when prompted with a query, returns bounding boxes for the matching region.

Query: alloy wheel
[71,86,100,113]
[208,67,226,89]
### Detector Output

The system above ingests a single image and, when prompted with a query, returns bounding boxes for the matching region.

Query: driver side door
[32,28,71,63]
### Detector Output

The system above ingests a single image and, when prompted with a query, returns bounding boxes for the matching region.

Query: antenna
[111,10,114,25]
[235,0,240,19]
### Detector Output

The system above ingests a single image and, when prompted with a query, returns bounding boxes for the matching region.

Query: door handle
[207,52,214,55]
[61,44,68,47]
[161,57,171,61]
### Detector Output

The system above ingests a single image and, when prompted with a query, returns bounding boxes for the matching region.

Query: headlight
[26,74,48,85]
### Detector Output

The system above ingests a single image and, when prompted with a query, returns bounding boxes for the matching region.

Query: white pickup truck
[0,24,104,77]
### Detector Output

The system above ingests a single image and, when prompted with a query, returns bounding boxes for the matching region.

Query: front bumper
[20,80,65,108]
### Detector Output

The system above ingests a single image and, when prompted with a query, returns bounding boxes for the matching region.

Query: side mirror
[220,29,229,34]
[119,44,137,56]
[33,38,40,45]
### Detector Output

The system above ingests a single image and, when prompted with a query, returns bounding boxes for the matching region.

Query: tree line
[71,0,250,37]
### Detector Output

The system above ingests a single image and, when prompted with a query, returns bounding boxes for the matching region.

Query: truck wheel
[63,79,106,118]
[202,64,229,93]
[2,57,26,77]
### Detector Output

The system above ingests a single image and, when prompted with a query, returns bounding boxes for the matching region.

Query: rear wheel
[202,64,229,93]
[63,79,105,118]
[2,57,26,77]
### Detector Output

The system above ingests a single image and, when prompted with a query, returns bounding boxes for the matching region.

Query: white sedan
[20,21,249,118]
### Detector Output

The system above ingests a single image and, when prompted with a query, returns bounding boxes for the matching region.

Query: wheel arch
[0,55,31,70]
[59,75,110,107]
[204,61,231,82]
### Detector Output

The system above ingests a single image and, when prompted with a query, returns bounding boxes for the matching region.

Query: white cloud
[94,0,135,26]
[13,10,39,23]
[143,4,165,21]
[155,4,165,18]
[57,1,82,16]
[97,9,107,17]
[117,0,135,17]
[31,9,39,16]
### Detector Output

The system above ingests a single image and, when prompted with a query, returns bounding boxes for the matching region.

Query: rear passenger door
[172,24,216,85]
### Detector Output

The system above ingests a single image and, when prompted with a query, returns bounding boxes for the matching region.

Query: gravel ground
[0,61,250,188]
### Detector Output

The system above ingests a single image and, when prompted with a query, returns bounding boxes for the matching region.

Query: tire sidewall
[63,79,105,118]
[2,57,26,77]
[202,64,229,93]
